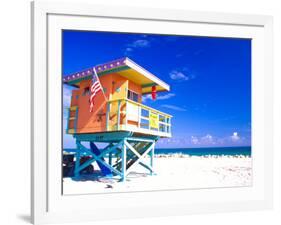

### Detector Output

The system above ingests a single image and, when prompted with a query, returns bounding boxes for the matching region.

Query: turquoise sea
[155,146,251,156]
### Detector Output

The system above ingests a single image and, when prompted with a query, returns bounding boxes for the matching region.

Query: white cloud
[125,47,133,52]
[156,132,249,148]
[157,132,248,148]
[156,137,190,148]
[169,70,191,81]
[189,132,245,146]
[201,134,215,145]
[191,136,199,145]
[142,95,152,103]
[124,39,151,55]
[129,39,150,48]
[157,93,176,100]
[189,134,216,145]
[142,93,175,103]
[161,104,187,111]
[230,132,240,142]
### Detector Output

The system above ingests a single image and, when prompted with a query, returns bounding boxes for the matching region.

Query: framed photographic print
[31,1,273,224]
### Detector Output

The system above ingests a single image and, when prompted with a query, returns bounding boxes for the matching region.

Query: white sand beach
[63,154,252,195]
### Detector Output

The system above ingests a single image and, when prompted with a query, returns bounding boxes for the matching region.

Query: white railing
[106,98,172,137]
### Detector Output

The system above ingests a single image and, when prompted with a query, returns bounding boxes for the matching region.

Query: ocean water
[155,146,251,156]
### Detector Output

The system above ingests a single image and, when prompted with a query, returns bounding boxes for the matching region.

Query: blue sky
[63,30,251,148]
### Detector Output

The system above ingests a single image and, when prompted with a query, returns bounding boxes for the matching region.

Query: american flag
[89,67,102,112]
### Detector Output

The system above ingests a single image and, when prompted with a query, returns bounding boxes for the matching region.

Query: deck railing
[106,98,172,137]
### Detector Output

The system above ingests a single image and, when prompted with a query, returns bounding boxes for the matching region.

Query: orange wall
[68,73,143,134]
[70,89,79,106]
[101,73,128,101]
[99,74,112,99]
[70,79,107,133]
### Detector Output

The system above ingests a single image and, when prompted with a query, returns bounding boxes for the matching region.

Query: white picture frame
[31,1,273,224]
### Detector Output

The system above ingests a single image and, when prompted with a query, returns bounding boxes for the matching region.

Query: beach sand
[63,155,252,195]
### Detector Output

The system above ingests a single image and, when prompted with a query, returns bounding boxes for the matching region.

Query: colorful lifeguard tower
[63,57,172,181]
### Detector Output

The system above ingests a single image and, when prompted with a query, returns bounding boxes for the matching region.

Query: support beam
[68,135,158,182]
[109,152,112,166]
[124,140,141,158]
[126,136,156,143]
[74,141,81,178]
[74,108,79,133]
[117,100,121,130]
[76,142,116,173]
[121,141,127,182]
[106,102,110,131]
[75,141,123,177]
[124,140,155,175]
[150,142,155,175]
[125,142,154,175]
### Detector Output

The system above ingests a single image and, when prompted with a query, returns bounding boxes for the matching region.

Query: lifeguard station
[63,57,172,181]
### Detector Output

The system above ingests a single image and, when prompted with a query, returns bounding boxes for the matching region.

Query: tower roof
[63,57,170,94]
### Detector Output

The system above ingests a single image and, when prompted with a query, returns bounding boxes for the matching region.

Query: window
[127,90,139,102]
